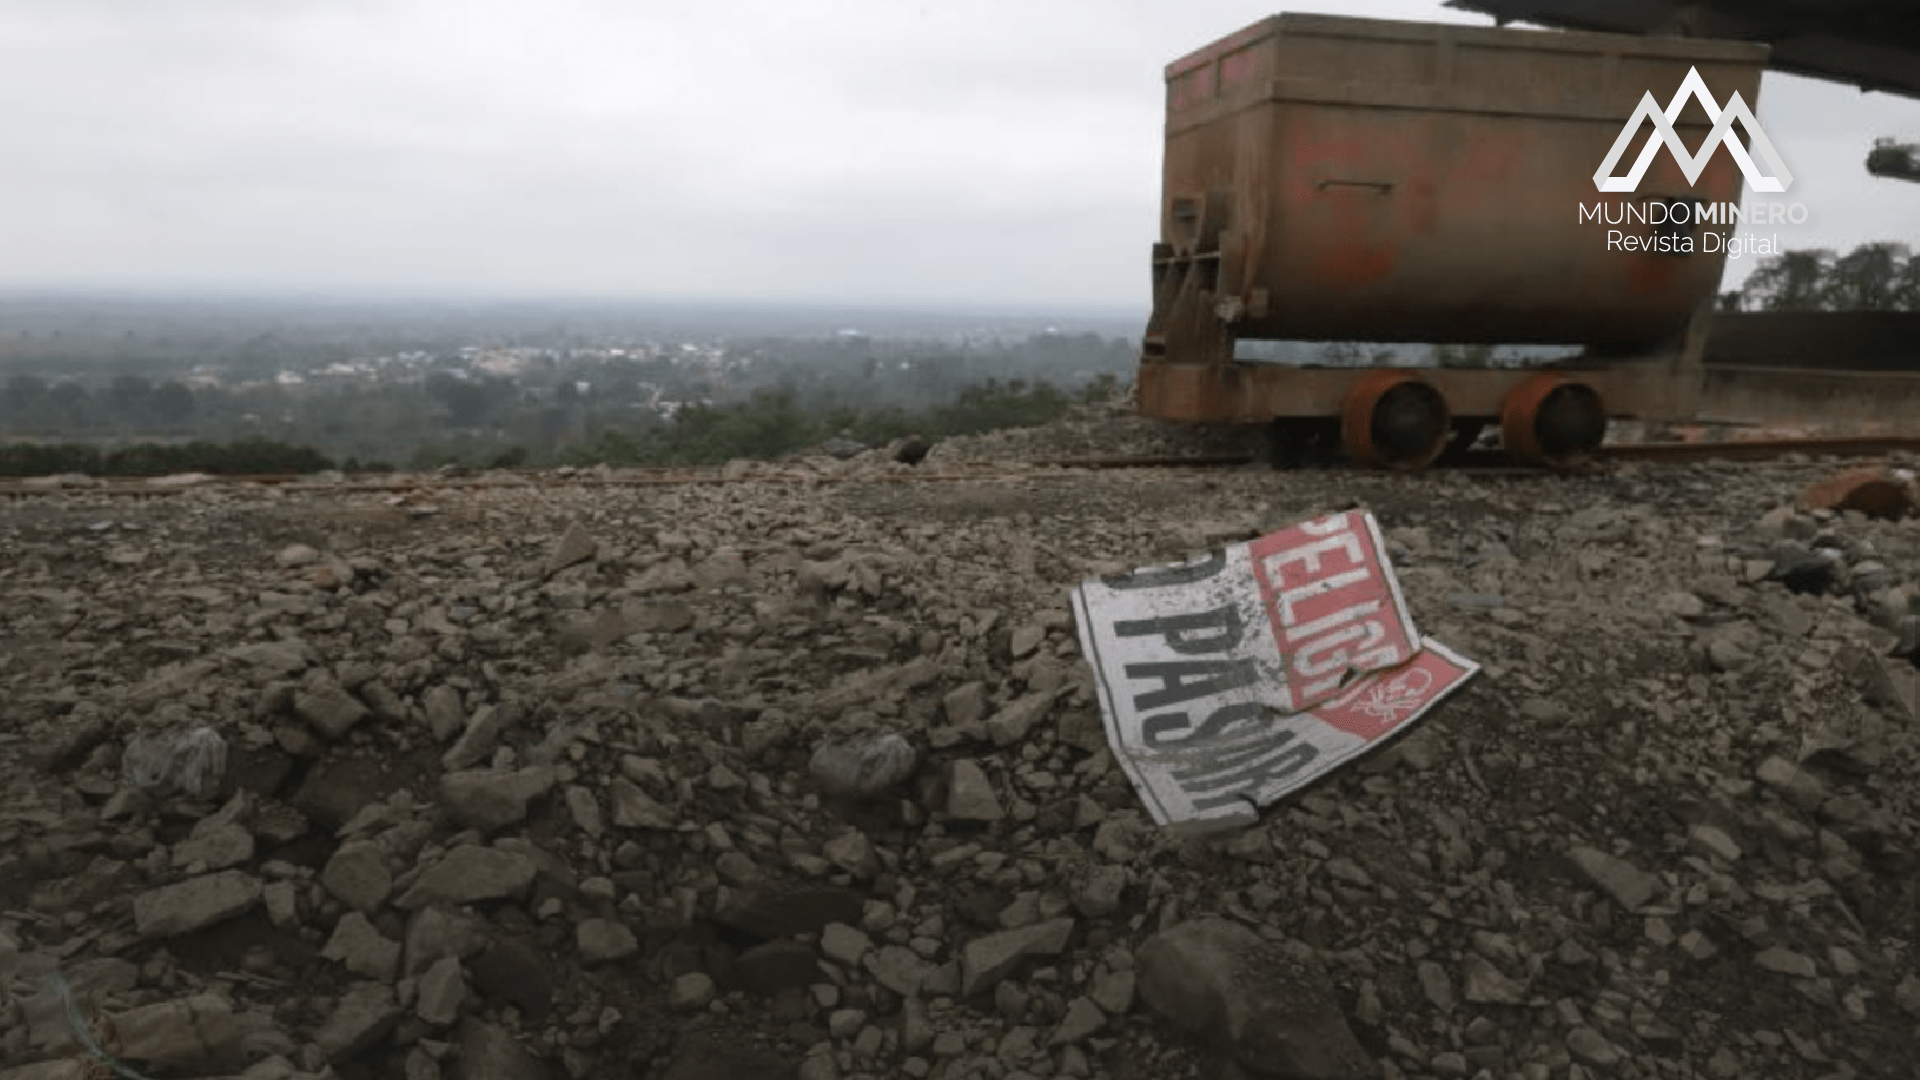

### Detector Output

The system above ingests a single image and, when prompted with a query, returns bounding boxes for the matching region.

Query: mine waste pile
[2,426,1919,1080]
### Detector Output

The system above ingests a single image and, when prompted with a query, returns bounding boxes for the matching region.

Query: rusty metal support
[1137,359,1712,425]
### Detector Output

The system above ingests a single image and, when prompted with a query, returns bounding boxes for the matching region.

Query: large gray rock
[226,639,313,679]
[564,785,605,836]
[396,846,538,909]
[321,840,393,913]
[1069,864,1128,918]
[172,821,253,870]
[943,759,1005,822]
[985,692,1052,747]
[1567,846,1662,911]
[1136,917,1373,1080]
[1837,644,1919,722]
[819,922,872,967]
[576,918,638,965]
[1051,996,1106,1045]
[276,543,321,567]
[108,995,238,1071]
[416,956,468,1026]
[959,918,1074,996]
[455,1017,551,1080]
[295,682,369,739]
[314,982,401,1062]
[168,793,256,867]
[943,681,988,728]
[134,871,262,937]
[322,911,402,981]
[1460,954,1525,1004]
[1755,946,1817,978]
[441,767,556,831]
[442,703,515,770]
[423,684,467,741]
[607,777,676,829]
[404,907,487,977]
[545,521,598,577]
[866,944,934,998]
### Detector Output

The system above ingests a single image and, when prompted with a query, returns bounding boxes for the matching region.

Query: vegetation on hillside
[0,438,335,477]
[0,317,1137,466]
[1,377,1113,476]
[1719,241,1920,312]
[523,376,1104,469]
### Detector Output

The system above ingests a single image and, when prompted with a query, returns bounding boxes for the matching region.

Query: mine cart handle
[1315,179,1395,194]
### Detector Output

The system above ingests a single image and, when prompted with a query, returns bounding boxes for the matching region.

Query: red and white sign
[1072,511,1478,829]
[1247,511,1422,713]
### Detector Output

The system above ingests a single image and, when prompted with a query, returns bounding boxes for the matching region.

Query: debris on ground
[1801,465,1917,520]
[3,440,1919,1078]
[1072,510,1477,828]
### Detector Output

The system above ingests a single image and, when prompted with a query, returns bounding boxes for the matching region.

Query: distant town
[0,298,1146,468]
[2,244,1902,471]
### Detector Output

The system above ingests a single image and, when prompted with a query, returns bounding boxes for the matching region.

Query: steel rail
[3,438,1919,500]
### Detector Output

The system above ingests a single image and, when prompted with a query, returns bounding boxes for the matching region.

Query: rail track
[3,436,1919,500]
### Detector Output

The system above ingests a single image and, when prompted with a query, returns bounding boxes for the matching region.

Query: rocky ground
[3,417,1919,1080]
[923,397,1276,463]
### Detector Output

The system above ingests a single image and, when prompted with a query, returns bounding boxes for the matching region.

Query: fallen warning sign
[1071,510,1479,829]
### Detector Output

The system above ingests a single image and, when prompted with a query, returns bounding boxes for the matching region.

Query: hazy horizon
[0,287,1146,319]
[3,0,1916,308]
[0,294,1152,358]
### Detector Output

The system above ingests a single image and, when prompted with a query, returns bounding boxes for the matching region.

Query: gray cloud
[0,0,1913,305]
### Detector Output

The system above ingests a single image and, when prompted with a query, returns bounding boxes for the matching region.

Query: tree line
[1,377,1115,476]
[0,331,1135,466]
[0,438,334,477]
[1719,242,1920,312]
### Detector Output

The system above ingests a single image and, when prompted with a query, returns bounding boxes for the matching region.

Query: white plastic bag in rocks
[1072,510,1478,830]
[121,726,228,797]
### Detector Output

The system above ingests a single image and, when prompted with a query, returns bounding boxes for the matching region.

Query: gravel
[2,438,1919,1079]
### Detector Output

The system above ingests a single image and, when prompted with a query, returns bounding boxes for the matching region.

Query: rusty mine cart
[1135,14,1920,469]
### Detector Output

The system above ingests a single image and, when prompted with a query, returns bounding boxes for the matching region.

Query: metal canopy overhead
[1446,1,1920,99]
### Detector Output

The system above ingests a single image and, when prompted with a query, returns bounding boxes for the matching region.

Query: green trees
[0,317,1137,470]
[648,391,817,464]
[427,373,510,428]
[0,438,335,477]
[0,378,1092,474]
[538,379,1081,468]
[1825,244,1919,311]
[2,374,48,423]
[1727,242,1920,312]
[152,381,196,427]
[107,375,154,428]
[939,379,1072,432]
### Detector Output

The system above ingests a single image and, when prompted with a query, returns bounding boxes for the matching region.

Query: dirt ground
[2,444,1917,1080]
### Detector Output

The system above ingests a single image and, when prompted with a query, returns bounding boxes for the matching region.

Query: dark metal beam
[1446,0,1920,98]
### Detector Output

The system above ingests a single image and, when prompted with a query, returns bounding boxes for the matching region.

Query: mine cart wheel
[1501,374,1607,469]
[1340,371,1452,471]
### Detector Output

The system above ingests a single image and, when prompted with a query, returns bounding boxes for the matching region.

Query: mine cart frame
[1134,14,1920,467]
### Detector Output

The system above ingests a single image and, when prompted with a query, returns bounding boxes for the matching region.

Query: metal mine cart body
[1136,14,1774,467]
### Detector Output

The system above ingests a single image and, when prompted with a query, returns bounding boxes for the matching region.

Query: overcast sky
[2,0,1916,309]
